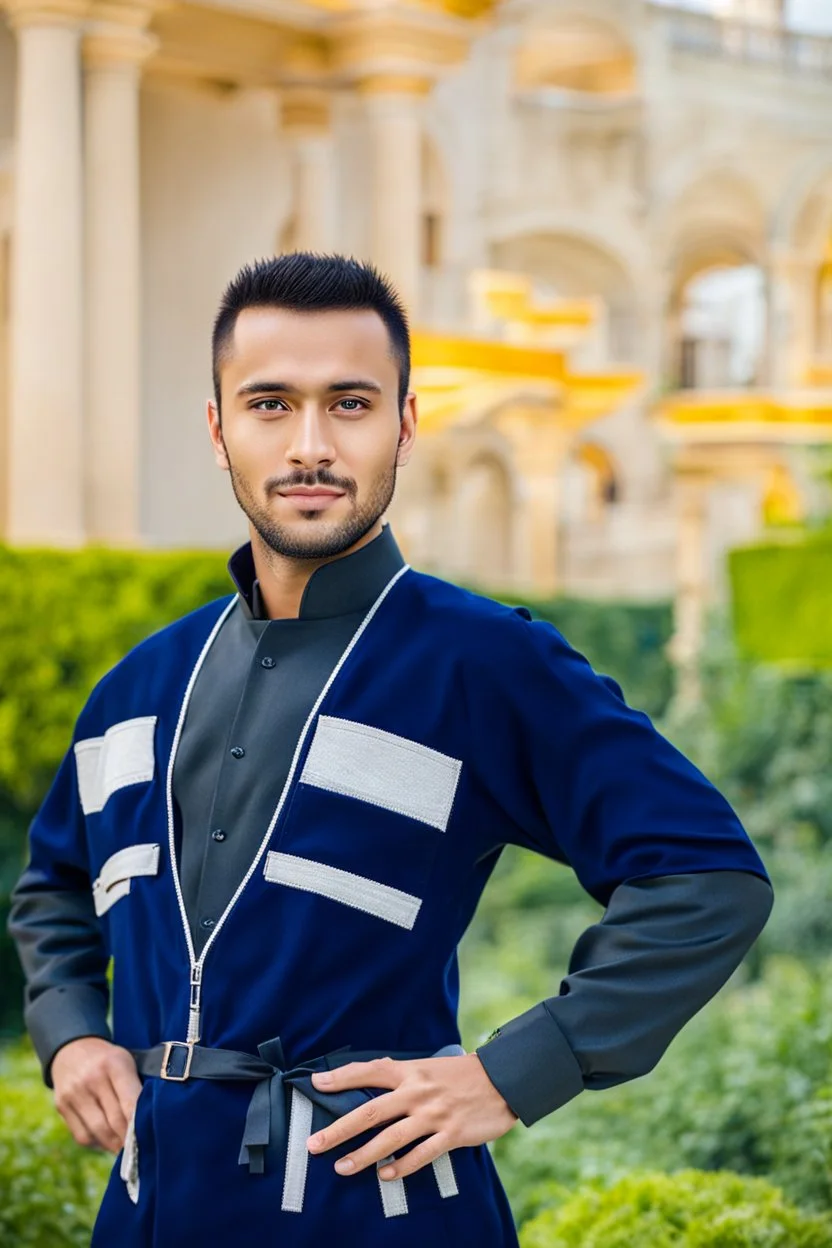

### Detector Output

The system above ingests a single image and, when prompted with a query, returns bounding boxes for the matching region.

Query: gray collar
[227,525,406,621]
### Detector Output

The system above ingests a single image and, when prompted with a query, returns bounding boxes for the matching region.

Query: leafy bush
[0,1046,110,1247]
[469,957,832,1223]
[518,1171,832,1248]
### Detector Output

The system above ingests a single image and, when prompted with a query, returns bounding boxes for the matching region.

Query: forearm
[475,870,773,1127]
[8,868,111,1084]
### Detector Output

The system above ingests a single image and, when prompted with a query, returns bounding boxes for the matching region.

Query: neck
[249,520,385,619]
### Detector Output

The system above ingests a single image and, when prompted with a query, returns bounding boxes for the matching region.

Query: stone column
[83,19,156,543]
[669,467,710,706]
[280,87,333,254]
[4,0,86,545]
[360,75,428,317]
[509,407,567,596]
[767,248,818,387]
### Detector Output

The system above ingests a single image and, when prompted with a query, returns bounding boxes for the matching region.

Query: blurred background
[2,0,832,1243]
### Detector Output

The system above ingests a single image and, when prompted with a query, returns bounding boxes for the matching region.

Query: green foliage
[0,1046,111,1247]
[663,627,832,967]
[0,544,232,1034]
[518,1171,832,1248]
[464,956,832,1223]
[0,544,231,813]
[729,537,832,666]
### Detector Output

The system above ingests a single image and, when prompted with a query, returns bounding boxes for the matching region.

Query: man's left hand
[306,1052,519,1180]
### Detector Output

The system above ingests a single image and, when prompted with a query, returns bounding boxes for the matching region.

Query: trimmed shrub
[729,537,832,666]
[477,957,832,1221]
[518,1171,832,1248]
[0,1046,111,1247]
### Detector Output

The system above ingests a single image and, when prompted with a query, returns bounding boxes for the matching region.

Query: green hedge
[0,1046,110,1247]
[729,538,832,666]
[518,1171,832,1247]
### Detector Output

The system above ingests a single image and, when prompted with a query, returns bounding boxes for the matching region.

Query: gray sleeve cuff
[475,1000,584,1127]
[26,984,112,1087]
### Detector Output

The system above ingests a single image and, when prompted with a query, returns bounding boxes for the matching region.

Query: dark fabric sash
[132,1036,464,1180]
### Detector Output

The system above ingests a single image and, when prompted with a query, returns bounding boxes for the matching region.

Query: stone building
[1,0,832,632]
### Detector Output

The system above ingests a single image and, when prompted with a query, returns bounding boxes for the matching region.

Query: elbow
[726,871,774,953]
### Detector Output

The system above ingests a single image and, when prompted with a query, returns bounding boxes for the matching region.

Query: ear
[396,393,418,468]
[207,400,230,471]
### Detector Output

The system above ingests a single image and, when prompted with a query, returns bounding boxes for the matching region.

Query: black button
[211,829,226,843]
[230,746,245,759]
[261,656,276,669]
[200,917,215,930]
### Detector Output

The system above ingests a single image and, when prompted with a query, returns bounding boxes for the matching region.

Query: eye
[252,398,287,412]
[335,397,368,413]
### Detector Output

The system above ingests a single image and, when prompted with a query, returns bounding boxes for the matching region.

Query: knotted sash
[132,1036,463,1215]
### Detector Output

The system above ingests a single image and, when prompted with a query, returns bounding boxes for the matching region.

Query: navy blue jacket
[11,565,770,1247]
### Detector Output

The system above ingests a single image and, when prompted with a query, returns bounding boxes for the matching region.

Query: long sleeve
[475,870,772,1125]
[7,740,111,1085]
[461,610,772,1127]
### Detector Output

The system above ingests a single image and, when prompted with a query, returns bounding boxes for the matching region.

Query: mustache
[266,469,357,498]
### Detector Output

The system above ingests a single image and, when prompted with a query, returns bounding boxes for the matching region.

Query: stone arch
[454,450,515,588]
[660,169,767,387]
[771,151,832,255]
[489,230,639,361]
[561,440,620,526]
[513,12,638,96]
[663,168,767,287]
[769,160,832,379]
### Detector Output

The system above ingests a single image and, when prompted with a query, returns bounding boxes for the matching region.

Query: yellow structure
[395,275,642,594]
[2,0,832,645]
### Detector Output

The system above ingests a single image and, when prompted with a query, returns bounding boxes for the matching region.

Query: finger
[332,1117,423,1176]
[378,1135,449,1181]
[307,1090,402,1154]
[72,1088,123,1153]
[108,1056,142,1128]
[58,1101,96,1149]
[96,1073,130,1148]
[311,1056,401,1093]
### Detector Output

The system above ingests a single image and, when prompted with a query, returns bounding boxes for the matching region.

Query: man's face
[207,306,417,560]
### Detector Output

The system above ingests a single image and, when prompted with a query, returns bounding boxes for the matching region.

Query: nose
[285,406,336,472]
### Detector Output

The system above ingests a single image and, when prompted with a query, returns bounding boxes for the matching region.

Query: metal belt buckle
[160,1040,194,1082]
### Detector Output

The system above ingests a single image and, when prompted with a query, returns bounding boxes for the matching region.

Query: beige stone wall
[1,0,831,613]
[139,79,289,547]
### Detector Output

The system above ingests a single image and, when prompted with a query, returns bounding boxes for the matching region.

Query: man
[9,253,772,1247]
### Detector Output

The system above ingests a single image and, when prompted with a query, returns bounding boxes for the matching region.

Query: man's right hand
[51,1036,142,1154]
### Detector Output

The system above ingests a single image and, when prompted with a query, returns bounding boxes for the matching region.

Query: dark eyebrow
[236,379,383,398]
[236,381,297,397]
[326,379,383,395]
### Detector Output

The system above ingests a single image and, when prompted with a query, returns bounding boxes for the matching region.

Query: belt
[131,1035,463,1217]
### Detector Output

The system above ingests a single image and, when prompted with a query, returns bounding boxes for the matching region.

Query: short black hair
[212,252,410,415]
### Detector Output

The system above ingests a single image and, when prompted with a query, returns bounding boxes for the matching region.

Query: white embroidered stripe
[281,1087,314,1213]
[264,852,422,931]
[377,1156,408,1217]
[92,843,161,917]
[74,716,157,815]
[301,716,462,832]
[431,1151,459,1198]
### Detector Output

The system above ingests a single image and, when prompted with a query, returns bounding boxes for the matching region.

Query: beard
[225,450,398,561]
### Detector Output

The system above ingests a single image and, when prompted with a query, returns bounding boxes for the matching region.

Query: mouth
[277,488,346,511]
